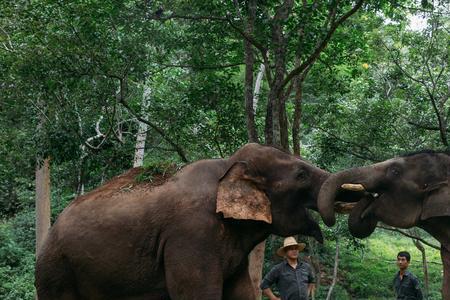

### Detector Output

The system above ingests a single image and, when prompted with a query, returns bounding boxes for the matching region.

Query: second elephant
[318,150,450,300]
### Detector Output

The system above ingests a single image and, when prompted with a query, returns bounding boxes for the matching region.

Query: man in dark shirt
[393,251,423,300]
[260,237,315,300]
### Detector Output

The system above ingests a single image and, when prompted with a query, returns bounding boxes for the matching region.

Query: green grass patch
[134,160,180,183]
[326,230,442,299]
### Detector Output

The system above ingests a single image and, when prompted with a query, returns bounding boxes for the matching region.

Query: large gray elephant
[317,150,450,299]
[35,143,329,300]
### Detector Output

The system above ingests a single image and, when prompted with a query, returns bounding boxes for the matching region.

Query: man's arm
[262,288,281,300]
[392,276,398,297]
[306,263,316,298]
[307,283,316,298]
[413,277,423,300]
[260,264,281,300]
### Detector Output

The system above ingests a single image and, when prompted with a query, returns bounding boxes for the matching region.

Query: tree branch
[384,42,427,86]
[377,225,440,250]
[160,62,244,70]
[313,125,379,162]
[384,39,449,146]
[224,16,270,72]
[0,26,15,52]
[158,13,268,55]
[280,0,364,90]
[116,78,189,162]
[408,120,450,132]
[154,11,273,84]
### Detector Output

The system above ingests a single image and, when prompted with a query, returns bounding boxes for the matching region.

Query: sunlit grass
[320,229,442,299]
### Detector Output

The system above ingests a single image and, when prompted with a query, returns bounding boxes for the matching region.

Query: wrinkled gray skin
[35,143,329,300]
[318,151,450,300]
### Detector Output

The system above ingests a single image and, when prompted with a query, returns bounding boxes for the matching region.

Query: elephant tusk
[341,183,366,191]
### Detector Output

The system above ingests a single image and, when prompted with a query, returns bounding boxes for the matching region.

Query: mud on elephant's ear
[216,161,272,224]
[421,182,450,220]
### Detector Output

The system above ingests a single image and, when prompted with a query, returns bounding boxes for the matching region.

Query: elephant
[317,150,450,299]
[35,143,329,300]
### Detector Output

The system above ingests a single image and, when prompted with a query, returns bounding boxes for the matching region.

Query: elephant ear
[216,161,272,224]
[421,183,450,220]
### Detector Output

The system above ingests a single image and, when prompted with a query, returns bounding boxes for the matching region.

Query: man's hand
[262,288,280,300]
[308,283,316,299]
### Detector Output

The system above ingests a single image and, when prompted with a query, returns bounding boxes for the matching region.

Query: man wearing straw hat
[260,237,315,300]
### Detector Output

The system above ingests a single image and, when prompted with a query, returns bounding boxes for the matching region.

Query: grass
[322,229,442,299]
[262,229,443,300]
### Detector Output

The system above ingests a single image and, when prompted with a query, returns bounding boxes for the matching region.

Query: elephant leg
[36,254,79,300]
[164,243,223,300]
[223,264,258,300]
[120,291,171,300]
[36,290,78,300]
[441,246,450,300]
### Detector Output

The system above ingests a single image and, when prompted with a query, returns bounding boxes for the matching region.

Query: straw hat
[276,237,306,257]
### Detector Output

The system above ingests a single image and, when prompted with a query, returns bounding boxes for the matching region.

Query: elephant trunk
[307,169,331,211]
[348,196,378,238]
[318,167,372,226]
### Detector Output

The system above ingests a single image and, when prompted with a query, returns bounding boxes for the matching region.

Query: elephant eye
[388,166,401,176]
[296,169,309,179]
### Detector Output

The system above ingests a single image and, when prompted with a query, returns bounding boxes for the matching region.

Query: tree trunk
[326,238,339,300]
[35,157,51,256]
[292,61,305,156]
[413,239,429,298]
[279,82,294,151]
[264,98,274,145]
[133,83,151,167]
[243,1,264,296]
[280,95,289,151]
[244,42,258,143]
[75,104,85,196]
[265,0,294,148]
[76,157,85,196]
[244,0,259,143]
[248,241,265,300]
[440,245,449,300]
[253,63,265,114]
[430,96,449,148]
[270,86,282,147]
[270,69,285,148]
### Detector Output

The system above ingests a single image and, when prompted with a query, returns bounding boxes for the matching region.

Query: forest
[0,0,449,299]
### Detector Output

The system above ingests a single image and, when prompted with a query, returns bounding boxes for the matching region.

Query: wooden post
[35,157,51,256]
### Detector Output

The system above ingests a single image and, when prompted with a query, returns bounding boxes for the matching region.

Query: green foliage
[320,230,442,299]
[262,222,442,299]
[0,224,25,268]
[0,0,448,298]
[0,253,35,300]
[316,284,351,300]
[135,159,181,183]
[0,220,35,300]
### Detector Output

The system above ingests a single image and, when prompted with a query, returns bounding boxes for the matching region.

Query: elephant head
[216,143,329,242]
[318,151,450,238]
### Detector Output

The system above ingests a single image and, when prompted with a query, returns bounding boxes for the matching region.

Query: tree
[133,83,151,168]
[382,10,450,148]
[326,237,340,300]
